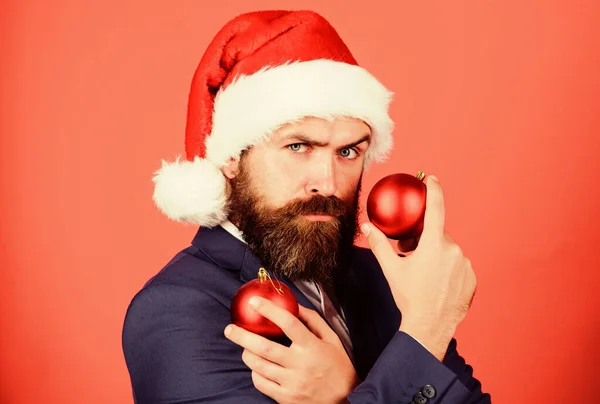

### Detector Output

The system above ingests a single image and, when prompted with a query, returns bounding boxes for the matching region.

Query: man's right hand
[360,175,477,362]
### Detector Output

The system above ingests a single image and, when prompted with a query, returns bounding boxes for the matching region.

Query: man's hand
[361,174,477,362]
[224,297,359,404]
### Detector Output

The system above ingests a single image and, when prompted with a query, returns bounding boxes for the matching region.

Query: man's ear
[221,157,240,180]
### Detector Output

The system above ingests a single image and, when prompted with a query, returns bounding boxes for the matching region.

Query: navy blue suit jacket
[122,225,491,403]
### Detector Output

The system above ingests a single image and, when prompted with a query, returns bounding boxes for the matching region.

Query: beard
[226,159,362,290]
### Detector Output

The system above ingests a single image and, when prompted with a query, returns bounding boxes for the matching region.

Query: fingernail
[249,296,260,308]
[361,223,370,236]
[224,325,232,337]
[429,175,438,182]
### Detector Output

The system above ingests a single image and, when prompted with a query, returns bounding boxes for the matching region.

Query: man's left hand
[224,296,359,404]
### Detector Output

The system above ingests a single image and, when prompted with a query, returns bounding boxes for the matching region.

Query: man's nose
[306,157,338,197]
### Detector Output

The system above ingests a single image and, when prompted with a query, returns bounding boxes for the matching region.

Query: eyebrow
[284,133,372,149]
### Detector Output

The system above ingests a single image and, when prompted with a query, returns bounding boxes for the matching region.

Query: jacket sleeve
[347,331,491,404]
[122,282,278,404]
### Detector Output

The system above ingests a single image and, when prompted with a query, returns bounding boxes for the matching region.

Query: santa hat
[152,10,395,227]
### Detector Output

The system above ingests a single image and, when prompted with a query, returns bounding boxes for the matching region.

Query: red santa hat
[152,10,395,226]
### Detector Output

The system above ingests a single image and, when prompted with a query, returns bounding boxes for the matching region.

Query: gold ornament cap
[256,268,284,295]
[257,267,268,282]
[416,171,426,181]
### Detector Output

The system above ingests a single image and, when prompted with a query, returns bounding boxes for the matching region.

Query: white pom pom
[152,156,228,227]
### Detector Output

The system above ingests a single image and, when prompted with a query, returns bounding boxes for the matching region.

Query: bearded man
[122,10,491,404]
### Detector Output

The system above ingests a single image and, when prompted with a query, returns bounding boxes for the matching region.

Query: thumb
[361,222,402,270]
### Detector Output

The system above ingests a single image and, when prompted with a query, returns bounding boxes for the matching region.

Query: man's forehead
[270,117,372,143]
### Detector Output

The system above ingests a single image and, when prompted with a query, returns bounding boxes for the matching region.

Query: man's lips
[303,214,334,221]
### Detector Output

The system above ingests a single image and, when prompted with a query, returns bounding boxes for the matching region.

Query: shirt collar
[219,219,246,243]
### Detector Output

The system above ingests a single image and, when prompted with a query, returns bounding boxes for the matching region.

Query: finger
[469,283,478,308]
[419,175,446,245]
[251,370,286,402]
[297,304,337,343]
[464,283,476,312]
[361,221,401,270]
[460,259,477,311]
[397,235,419,253]
[224,323,288,366]
[242,349,287,385]
[465,264,477,302]
[249,297,315,345]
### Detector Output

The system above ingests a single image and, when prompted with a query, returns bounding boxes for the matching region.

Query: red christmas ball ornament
[366,171,428,240]
[231,268,299,339]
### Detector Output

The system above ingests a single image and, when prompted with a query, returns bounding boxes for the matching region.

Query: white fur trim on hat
[152,156,228,227]
[205,59,395,168]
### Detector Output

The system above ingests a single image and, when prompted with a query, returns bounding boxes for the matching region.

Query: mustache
[277,195,352,218]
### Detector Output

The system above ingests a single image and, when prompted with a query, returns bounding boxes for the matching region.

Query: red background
[1,1,599,403]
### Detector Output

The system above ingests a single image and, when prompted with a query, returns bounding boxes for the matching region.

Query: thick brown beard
[227,156,362,289]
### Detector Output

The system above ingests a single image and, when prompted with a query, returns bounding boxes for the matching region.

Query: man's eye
[340,148,359,159]
[288,143,308,152]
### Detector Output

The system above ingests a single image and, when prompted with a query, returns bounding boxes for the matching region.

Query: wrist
[399,318,454,361]
[337,372,360,403]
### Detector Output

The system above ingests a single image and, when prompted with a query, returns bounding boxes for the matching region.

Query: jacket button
[421,384,436,398]
[412,392,428,404]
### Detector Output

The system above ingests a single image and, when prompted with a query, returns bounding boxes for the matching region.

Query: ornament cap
[415,171,426,181]
[257,268,268,282]
[256,268,285,295]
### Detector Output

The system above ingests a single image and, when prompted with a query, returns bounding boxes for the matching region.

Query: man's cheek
[342,188,359,205]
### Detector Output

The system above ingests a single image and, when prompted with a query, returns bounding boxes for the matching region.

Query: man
[122,9,491,404]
